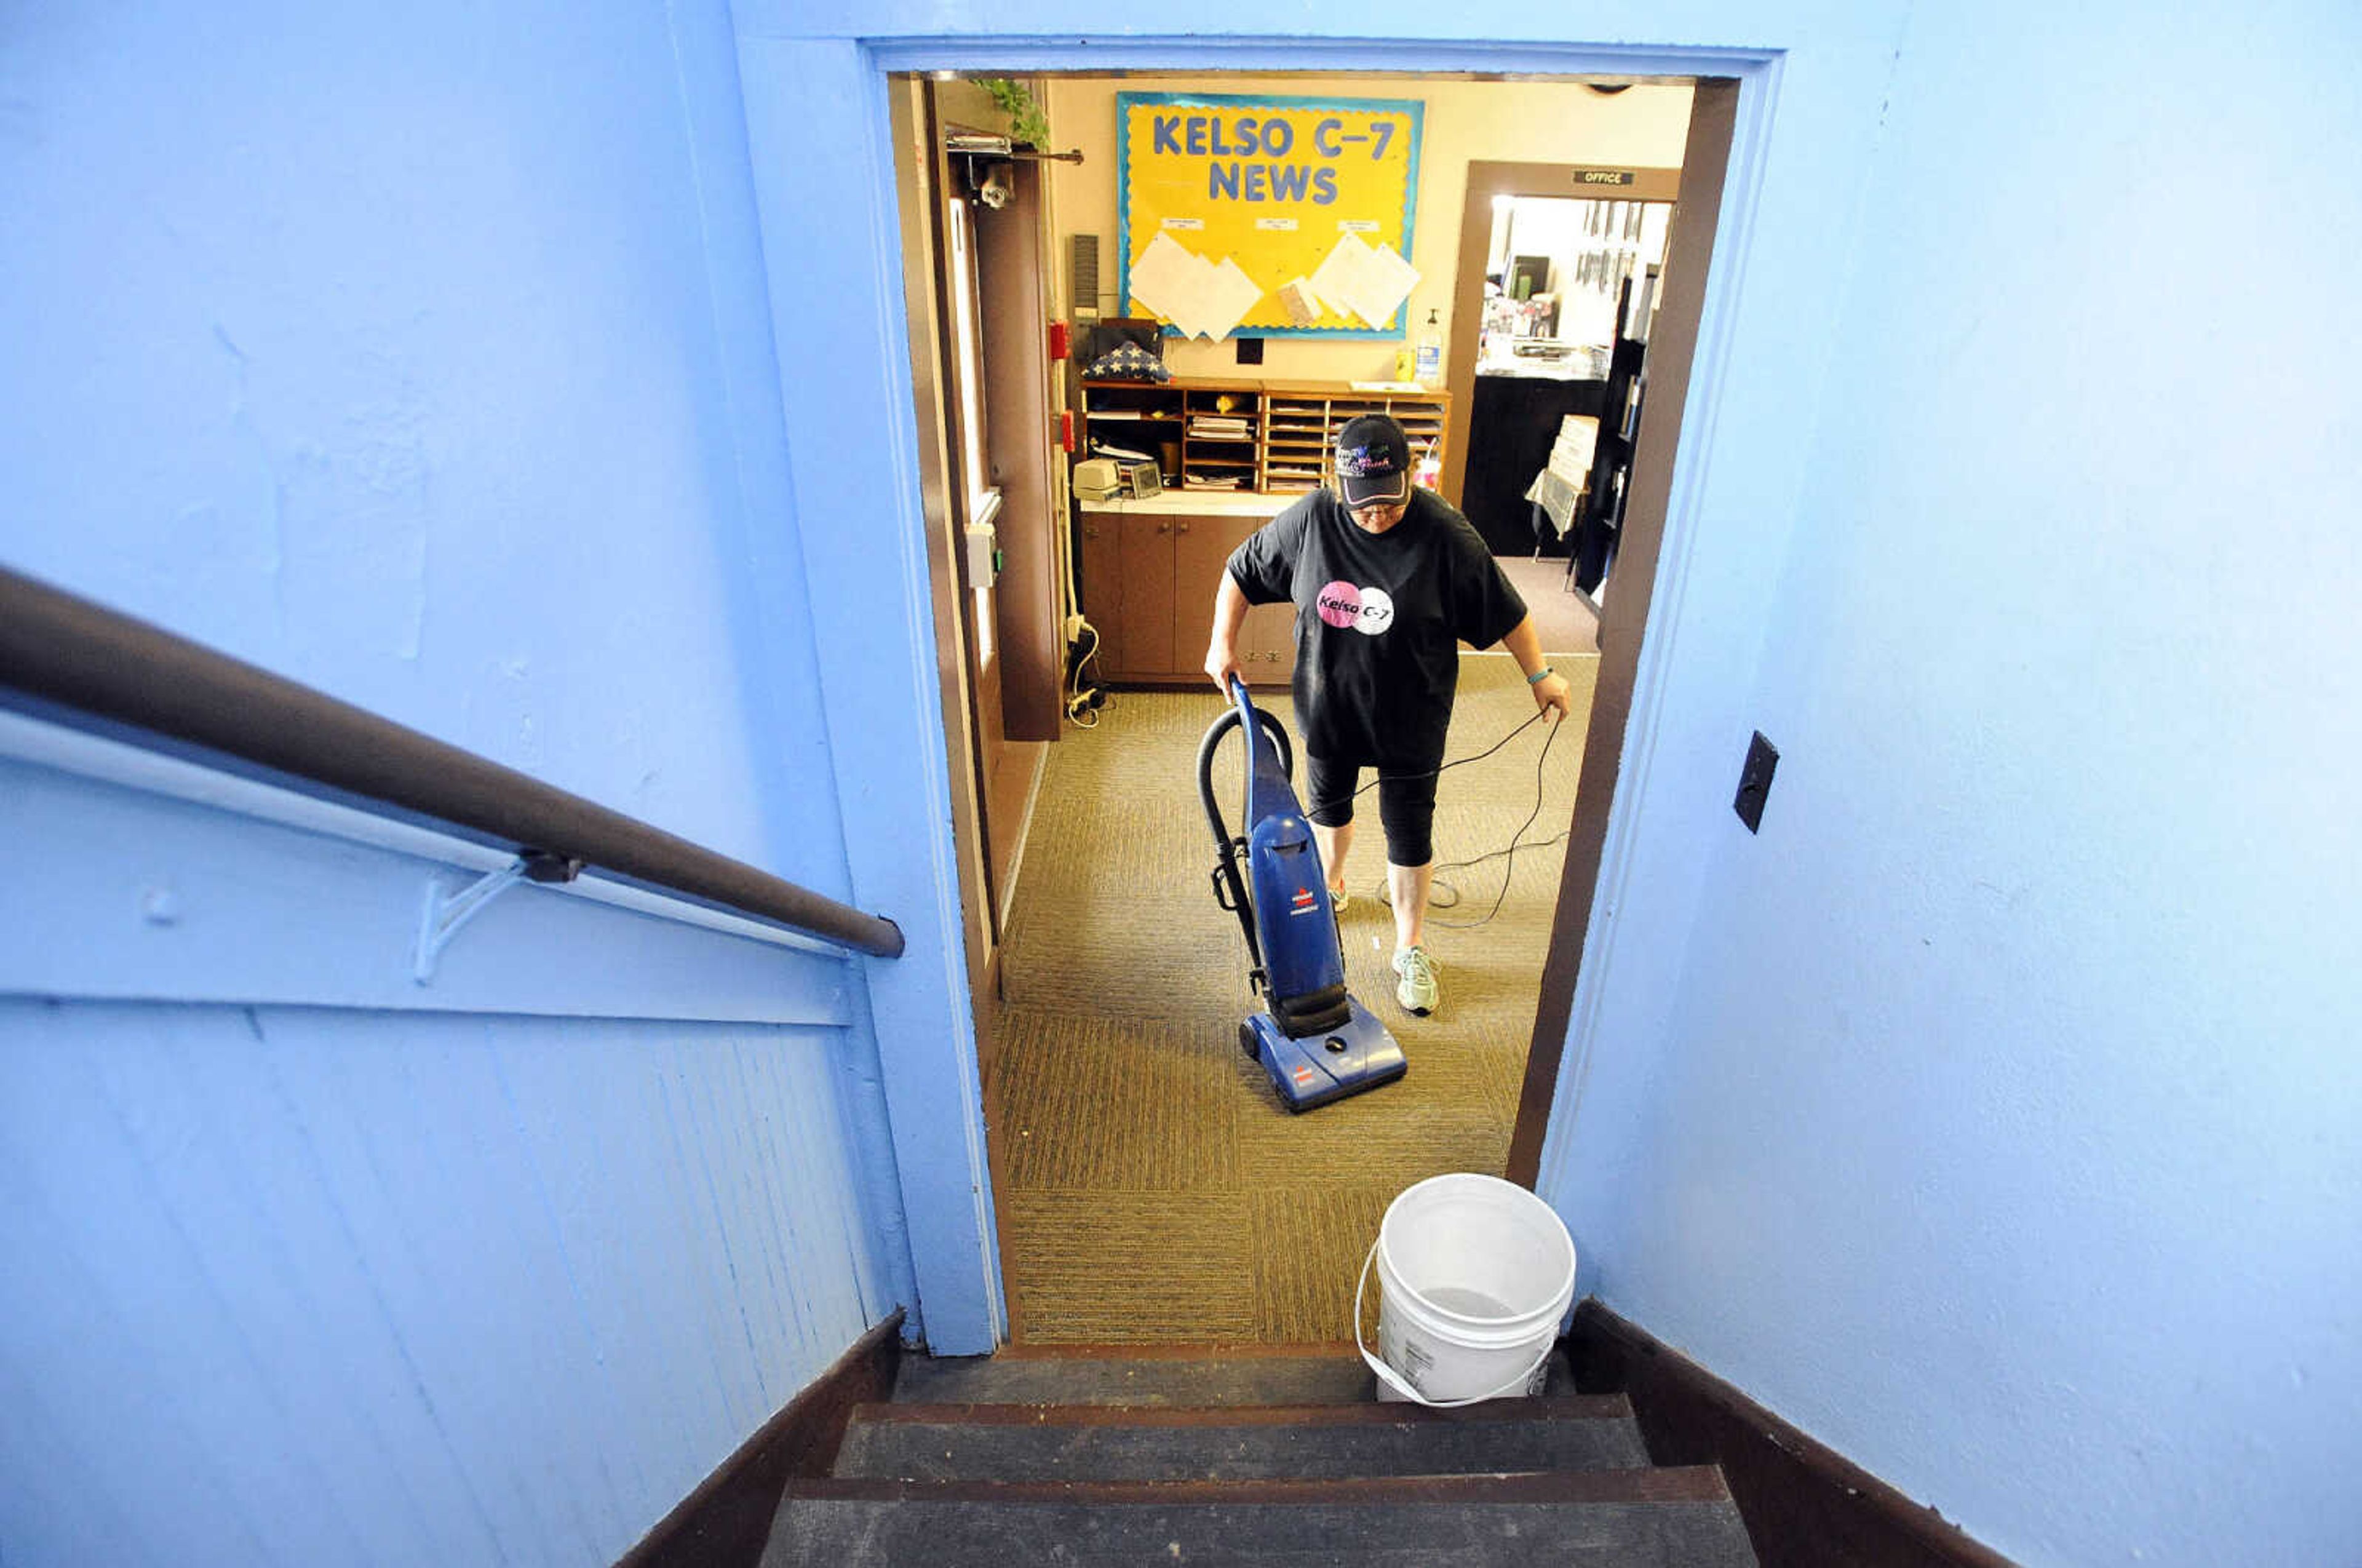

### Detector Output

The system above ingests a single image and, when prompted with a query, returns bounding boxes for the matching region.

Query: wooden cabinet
[1116,511,1180,674]
[1072,376,1451,690]
[1076,509,1126,677]
[1079,503,1296,687]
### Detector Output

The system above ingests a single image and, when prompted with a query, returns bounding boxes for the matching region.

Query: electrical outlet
[1064,614,1085,641]
[1734,731,1778,834]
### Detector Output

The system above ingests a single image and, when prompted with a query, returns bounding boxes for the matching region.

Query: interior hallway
[986,651,1599,1345]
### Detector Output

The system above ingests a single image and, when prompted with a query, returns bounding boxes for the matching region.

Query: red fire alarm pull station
[1048,320,1070,361]
[1060,410,1075,452]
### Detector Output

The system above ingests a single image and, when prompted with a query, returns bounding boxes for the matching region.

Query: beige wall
[1040,74,1693,381]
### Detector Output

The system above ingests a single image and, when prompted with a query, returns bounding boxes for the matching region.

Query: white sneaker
[1392,945,1440,1016]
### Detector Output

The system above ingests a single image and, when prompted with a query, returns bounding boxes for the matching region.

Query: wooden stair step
[891,1350,1573,1407]
[834,1396,1648,1481]
[761,1470,1757,1567]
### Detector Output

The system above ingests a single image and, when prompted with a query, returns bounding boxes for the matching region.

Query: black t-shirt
[1227,488,1527,768]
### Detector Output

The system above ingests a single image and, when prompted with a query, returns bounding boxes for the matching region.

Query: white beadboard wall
[0,740,899,1567]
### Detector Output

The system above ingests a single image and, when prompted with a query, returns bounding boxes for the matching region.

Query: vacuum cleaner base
[1241,998,1408,1113]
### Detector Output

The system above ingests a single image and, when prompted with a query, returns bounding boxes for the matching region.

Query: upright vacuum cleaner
[1198,677,1407,1112]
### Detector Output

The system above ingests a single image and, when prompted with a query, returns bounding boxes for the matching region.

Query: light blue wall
[0,726,902,1566]
[1545,7,2362,1566]
[1,997,878,1567]
[1,1,968,1562]
[0,0,832,881]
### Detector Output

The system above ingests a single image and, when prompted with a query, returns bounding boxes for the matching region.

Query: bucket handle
[1353,1238,1554,1409]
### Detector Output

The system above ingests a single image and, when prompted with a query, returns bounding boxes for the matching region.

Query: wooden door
[937,193,1020,921]
[974,164,1063,743]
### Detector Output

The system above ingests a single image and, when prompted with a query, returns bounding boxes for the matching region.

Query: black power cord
[1063,621,1110,728]
[1422,718,1566,929]
[1303,708,1570,931]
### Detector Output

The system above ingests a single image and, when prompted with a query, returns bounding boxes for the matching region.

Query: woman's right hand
[1204,642,1242,693]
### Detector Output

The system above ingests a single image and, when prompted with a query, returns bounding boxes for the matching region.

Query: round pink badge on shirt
[1316,581,1362,629]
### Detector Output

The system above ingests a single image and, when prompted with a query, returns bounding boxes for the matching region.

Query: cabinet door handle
[1176,522,1190,535]
[1156,522,1170,534]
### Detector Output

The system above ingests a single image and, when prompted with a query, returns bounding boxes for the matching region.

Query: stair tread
[836,1398,1648,1481]
[892,1351,1576,1407]
[763,1471,1756,1567]
[790,1467,1727,1504]
[856,1394,1632,1425]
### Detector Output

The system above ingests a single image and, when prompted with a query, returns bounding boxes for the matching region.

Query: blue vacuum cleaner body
[1198,679,1407,1112]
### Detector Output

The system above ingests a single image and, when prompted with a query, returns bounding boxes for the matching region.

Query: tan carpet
[1493,554,1601,656]
[988,653,1597,1346]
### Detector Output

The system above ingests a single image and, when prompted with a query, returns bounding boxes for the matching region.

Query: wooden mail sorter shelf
[1079,376,1450,496]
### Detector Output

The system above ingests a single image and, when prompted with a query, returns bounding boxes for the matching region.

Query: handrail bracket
[413,849,583,984]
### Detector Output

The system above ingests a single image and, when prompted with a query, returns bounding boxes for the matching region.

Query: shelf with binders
[1180,388,1259,491]
[1077,378,1185,479]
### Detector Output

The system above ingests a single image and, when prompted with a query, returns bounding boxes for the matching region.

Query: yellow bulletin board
[1116,92,1423,338]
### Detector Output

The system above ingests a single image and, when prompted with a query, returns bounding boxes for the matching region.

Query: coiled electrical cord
[1063,621,1109,728]
[1305,707,1570,931]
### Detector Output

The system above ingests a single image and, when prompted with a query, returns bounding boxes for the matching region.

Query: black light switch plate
[1734,731,1778,833]
[1235,336,1265,365]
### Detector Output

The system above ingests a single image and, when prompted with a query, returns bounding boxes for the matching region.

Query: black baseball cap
[1334,414,1411,508]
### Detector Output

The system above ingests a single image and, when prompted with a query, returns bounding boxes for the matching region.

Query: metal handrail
[0,566,904,960]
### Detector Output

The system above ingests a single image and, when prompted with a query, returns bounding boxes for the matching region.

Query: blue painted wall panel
[0,0,845,894]
[0,1001,882,1567]
[0,742,855,1025]
[0,2,932,1559]
[1539,9,2362,1566]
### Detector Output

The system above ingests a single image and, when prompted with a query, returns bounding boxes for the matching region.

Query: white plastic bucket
[1354,1173,1577,1407]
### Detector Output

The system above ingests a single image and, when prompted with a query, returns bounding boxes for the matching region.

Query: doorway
[1442,160,1682,666]
[888,69,1738,1346]
[887,79,1071,1027]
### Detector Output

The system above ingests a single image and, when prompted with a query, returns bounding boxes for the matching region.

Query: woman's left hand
[1531,671,1574,722]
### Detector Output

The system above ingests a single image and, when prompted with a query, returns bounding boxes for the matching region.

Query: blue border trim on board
[1114,90,1425,341]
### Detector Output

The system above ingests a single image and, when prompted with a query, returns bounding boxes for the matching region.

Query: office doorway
[888,68,1738,1347]
[1441,162,1682,674]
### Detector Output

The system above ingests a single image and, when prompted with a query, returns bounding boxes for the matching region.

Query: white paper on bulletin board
[1116,92,1424,338]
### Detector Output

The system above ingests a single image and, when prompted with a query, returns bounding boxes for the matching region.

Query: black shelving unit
[1570,277,1649,603]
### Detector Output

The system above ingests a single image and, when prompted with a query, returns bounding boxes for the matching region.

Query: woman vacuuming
[1204,413,1575,1019]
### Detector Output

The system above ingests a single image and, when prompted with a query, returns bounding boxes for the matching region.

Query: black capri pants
[1303,751,1441,868]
